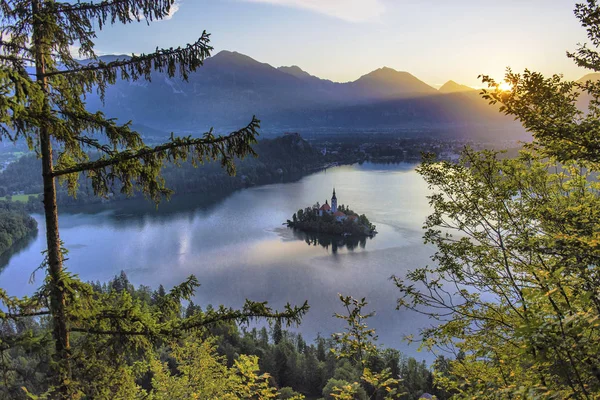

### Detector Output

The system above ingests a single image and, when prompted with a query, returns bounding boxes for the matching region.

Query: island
[286,189,377,237]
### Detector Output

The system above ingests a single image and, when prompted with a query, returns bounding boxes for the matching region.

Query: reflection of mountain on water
[62,190,233,229]
[62,171,311,229]
[291,228,372,254]
[0,231,38,272]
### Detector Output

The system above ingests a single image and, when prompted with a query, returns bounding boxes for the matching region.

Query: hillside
[0,202,37,256]
[0,134,324,208]
[439,80,476,93]
[350,67,437,100]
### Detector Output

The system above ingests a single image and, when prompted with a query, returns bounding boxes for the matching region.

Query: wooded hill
[0,134,324,210]
[0,201,37,256]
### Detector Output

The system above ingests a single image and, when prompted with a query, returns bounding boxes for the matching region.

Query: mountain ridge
[439,80,477,94]
[92,51,594,89]
[82,50,524,140]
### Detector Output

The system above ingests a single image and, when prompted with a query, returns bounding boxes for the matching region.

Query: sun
[498,82,513,91]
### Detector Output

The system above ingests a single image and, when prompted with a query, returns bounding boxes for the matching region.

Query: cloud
[163,1,181,20]
[241,0,385,22]
[69,45,81,58]
[130,0,180,21]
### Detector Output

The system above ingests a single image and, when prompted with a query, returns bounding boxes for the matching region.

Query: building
[333,210,346,222]
[319,200,331,216]
[319,188,353,222]
[331,188,338,213]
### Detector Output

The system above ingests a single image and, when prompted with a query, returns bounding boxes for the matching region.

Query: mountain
[78,54,131,65]
[83,51,521,139]
[578,73,600,82]
[439,80,476,94]
[279,66,438,101]
[574,73,600,111]
[350,67,437,100]
[278,65,329,84]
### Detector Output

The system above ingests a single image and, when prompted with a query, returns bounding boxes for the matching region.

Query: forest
[0,134,325,211]
[0,271,444,399]
[0,201,37,256]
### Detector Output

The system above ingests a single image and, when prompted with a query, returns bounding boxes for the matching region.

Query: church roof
[333,211,345,217]
[320,203,331,211]
[332,188,337,200]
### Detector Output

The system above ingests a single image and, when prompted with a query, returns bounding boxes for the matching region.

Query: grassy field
[0,194,39,202]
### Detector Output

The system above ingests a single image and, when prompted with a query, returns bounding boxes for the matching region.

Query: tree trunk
[32,0,71,396]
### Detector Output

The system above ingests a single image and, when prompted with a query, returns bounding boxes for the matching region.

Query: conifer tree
[0,1,308,397]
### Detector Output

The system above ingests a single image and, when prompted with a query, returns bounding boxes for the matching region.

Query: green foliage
[323,378,368,400]
[145,338,279,399]
[1,271,308,398]
[2,0,262,202]
[394,3,600,396]
[480,0,600,166]
[332,296,378,365]
[0,134,324,210]
[277,386,304,399]
[0,0,315,397]
[0,155,43,198]
[396,148,600,398]
[2,271,442,399]
[330,295,417,400]
[0,208,37,255]
[287,206,376,236]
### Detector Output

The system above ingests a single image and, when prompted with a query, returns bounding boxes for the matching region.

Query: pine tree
[272,319,283,345]
[0,1,308,397]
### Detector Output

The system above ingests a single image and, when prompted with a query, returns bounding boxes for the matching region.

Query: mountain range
[84,50,524,140]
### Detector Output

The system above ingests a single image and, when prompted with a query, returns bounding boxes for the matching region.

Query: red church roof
[320,203,331,211]
[333,211,346,217]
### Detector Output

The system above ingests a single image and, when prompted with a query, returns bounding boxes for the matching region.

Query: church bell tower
[331,188,338,213]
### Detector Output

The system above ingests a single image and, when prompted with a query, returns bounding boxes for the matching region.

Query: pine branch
[73,136,115,155]
[0,39,32,55]
[68,301,310,337]
[52,0,177,26]
[178,301,310,332]
[0,54,34,64]
[2,311,51,319]
[42,34,211,80]
[51,117,260,178]
[56,108,142,151]
[0,333,53,352]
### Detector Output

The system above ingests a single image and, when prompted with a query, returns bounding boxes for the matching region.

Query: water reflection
[290,228,371,253]
[0,231,39,272]
[0,162,436,361]
[66,191,232,229]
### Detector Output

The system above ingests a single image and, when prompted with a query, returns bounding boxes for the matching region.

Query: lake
[0,162,437,361]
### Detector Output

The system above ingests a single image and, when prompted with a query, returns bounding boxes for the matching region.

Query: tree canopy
[395,1,600,398]
[0,0,307,397]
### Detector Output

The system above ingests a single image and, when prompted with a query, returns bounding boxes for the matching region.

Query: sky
[90,0,589,88]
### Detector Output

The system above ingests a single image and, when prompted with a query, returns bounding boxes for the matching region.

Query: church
[318,189,357,222]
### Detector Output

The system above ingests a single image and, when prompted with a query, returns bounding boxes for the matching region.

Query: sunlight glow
[498,82,513,92]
